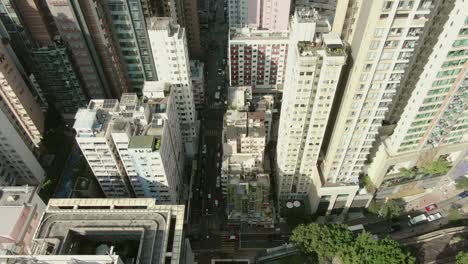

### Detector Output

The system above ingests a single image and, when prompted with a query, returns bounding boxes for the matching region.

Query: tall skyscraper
[276,9,349,205]
[228,28,289,89]
[0,28,44,149]
[0,109,45,186]
[368,0,468,187]
[45,0,111,99]
[74,90,184,203]
[322,0,441,185]
[152,0,203,59]
[228,0,292,31]
[148,17,199,157]
[101,0,157,94]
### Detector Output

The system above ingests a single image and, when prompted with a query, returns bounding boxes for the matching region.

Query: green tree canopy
[399,167,417,177]
[340,233,415,264]
[380,200,402,219]
[290,223,353,262]
[421,159,451,175]
[291,223,415,264]
[456,251,468,264]
[456,178,468,190]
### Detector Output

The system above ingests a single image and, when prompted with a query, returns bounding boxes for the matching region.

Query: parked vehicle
[215,91,220,100]
[225,234,239,241]
[388,224,402,233]
[348,224,364,234]
[202,144,207,154]
[208,193,212,199]
[427,212,443,222]
[459,191,468,199]
[215,199,219,207]
[408,214,427,226]
[217,85,222,91]
[425,204,438,212]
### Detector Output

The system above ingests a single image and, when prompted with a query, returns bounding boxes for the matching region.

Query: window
[453,38,468,47]
[370,40,380,49]
[374,28,385,37]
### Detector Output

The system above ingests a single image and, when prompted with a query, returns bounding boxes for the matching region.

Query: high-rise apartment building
[74,89,184,203]
[368,0,468,187]
[322,0,441,185]
[228,28,289,89]
[0,186,46,255]
[276,10,349,205]
[228,0,292,31]
[148,17,198,157]
[45,0,111,99]
[154,0,203,59]
[31,43,87,119]
[0,31,44,149]
[0,109,45,186]
[102,0,157,94]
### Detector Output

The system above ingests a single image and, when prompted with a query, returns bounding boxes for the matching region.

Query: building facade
[45,0,111,99]
[229,28,289,90]
[190,60,205,109]
[74,90,184,203]
[228,0,291,31]
[31,43,87,119]
[276,10,346,197]
[102,0,157,94]
[367,0,468,190]
[0,32,44,149]
[323,0,442,185]
[0,186,46,255]
[148,18,198,158]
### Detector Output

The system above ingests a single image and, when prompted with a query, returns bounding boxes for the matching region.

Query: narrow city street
[188,0,230,255]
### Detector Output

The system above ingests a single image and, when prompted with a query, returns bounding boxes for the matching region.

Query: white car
[427,212,443,222]
[217,85,222,90]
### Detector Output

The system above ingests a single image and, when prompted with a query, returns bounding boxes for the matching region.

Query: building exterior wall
[0,38,44,149]
[228,0,291,31]
[31,44,87,119]
[103,0,157,94]
[367,0,468,189]
[148,18,198,158]
[229,29,289,89]
[276,10,346,200]
[190,60,205,109]
[0,109,45,186]
[322,0,440,185]
[46,0,109,99]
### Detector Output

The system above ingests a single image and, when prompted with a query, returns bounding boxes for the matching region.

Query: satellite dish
[286,202,293,208]
[293,201,301,207]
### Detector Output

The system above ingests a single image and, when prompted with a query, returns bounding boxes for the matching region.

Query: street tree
[340,233,416,264]
[290,223,415,264]
[290,223,353,262]
[421,159,451,175]
[380,200,402,219]
[456,251,468,264]
[456,178,468,190]
[399,167,417,177]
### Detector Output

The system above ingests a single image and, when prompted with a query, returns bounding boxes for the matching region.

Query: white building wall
[148,18,198,157]
[323,0,439,184]
[0,109,45,186]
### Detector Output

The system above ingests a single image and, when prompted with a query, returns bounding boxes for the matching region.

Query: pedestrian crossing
[220,240,236,253]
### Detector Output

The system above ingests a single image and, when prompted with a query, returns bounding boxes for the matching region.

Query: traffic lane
[239,233,290,249]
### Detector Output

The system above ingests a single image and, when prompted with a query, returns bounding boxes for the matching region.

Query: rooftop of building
[33,199,185,264]
[147,17,181,37]
[128,135,156,149]
[0,186,37,206]
[229,28,289,40]
[74,93,171,142]
[297,33,344,57]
